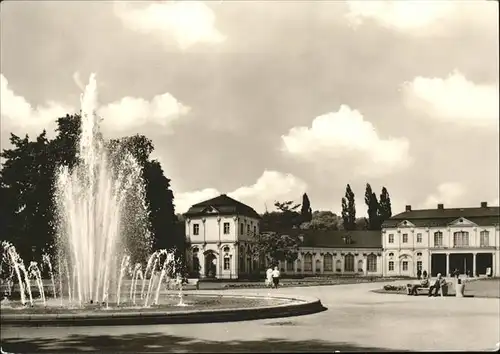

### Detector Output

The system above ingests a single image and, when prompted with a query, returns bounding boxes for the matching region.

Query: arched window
[286,259,294,272]
[416,252,422,257]
[315,259,321,272]
[357,260,363,272]
[323,254,333,272]
[344,254,355,272]
[453,231,469,247]
[367,254,377,272]
[335,260,342,272]
[223,255,231,270]
[296,259,302,272]
[434,231,443,247]
[480,231,489,247]
[304,254,313,272]
[388,252,394,257]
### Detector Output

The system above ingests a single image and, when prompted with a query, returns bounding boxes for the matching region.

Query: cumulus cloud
[0,73,190,136]
[174,170,307,214]
[403,71,499,129]
[345,1,495,35]
[422,182,465,209]
[280,105,411,177]
[98,93,190,133]
[113,1,225,50]
[0,74,73,135]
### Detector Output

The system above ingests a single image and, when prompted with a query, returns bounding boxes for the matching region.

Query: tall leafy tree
[378,186,392,226]
[300,211,341,231]
[300,193,313,223]
[341,197,349,231]
[343,184,356,230]
[260,200,302,232]
[0,131,56,260]
[254,200,303,265]
[365,183,381,230]
[0,114,180,265]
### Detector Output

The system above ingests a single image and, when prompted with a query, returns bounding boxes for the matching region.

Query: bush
[383,285,405,291]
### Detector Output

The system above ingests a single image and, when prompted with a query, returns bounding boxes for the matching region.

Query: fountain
[0,74,324,327]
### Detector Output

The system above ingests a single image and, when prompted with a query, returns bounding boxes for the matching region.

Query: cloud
[113,1,225,50]
[174,170,307,214]
[0,73,190,136]
[98,93,191,133]
[280,105,411,177]
[422,182,465,209]
[345,1,494,35]
[403,71,499,129]
[1,74,73,134]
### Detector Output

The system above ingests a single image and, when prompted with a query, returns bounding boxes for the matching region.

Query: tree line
[0,114,183,264]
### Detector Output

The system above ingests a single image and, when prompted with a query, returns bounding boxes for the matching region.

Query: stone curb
[0,293,326,327]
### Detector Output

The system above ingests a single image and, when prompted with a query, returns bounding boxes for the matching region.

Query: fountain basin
[0,293,325,327]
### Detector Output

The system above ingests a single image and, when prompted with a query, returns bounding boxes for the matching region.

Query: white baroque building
[381,202,500,278]
[184,194,383,279]
[184,195,499,279]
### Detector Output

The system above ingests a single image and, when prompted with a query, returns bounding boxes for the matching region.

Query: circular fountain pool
[1,293,325,327]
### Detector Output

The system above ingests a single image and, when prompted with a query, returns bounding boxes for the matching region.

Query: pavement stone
[1,281,499,352]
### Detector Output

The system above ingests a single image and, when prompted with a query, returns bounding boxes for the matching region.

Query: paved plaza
[1,281,499,352]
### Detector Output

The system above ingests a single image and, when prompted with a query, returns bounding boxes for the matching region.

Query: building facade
[184,195,500,279]
[381,202,500,278]
[184,194,384,279]
[184,194,262,279]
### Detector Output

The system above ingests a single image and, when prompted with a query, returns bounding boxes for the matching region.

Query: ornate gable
[203,206,220,214]
[448,217,477,227]
[397,220,415,228]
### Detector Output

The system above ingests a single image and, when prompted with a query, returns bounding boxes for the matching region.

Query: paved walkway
[1,281,499,352]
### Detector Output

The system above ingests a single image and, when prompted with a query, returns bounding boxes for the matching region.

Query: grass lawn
[198,276,407,290]
[374,278,500,298]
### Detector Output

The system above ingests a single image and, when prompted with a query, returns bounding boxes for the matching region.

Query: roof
[383,206,500,228]
[283,229,382,248]
[184,194,261,219]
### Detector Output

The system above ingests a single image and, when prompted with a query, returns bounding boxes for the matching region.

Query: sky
[1,0,499,216]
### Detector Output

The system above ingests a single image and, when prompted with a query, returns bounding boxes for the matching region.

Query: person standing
[271,266,281,289]
[266,266,273,287]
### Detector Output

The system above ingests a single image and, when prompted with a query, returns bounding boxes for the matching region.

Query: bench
[185,278,200,290]
[406,282,450,297]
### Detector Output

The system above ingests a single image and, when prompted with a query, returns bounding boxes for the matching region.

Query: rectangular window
[286,259,294,272]
[388,234,394,243]
[388,261,394,271]
[416,233,422,243]
[453,231,469,247]
[367,255,377,272]
[324,254,333,272]
[402,261,408,271]
[224,257,230,270]
[253,225,257,234]
[247,224,250,233]
[402,233,408,243]
[434,232,443,247]
[193,224,199,235]
[344,255,355,272]
[240,223,244,235]
[480,231,489,247]
[417,261,422,271]
[223,222,230,234]
[304,255,313,272]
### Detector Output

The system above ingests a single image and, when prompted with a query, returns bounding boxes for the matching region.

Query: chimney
[481,201,488,208]
[437,204,444,210]
[405,205,412,212]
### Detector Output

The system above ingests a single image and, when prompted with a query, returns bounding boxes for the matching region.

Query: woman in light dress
[266,266,273,287]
